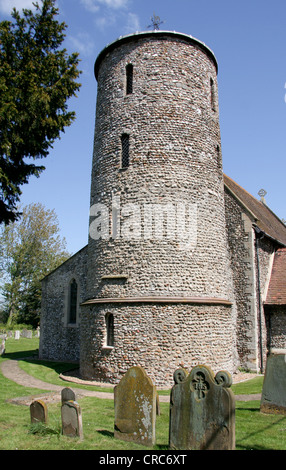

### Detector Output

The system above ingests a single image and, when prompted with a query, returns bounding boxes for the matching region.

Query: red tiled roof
[224,174,286,246]
[265,248,286,305]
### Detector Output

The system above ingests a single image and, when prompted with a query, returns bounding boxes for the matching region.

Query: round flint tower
[80,31,235,386]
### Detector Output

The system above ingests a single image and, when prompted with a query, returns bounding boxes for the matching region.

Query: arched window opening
[121,133,130,168]
[69,279,78,324]
[126,64,133,95]
[105,313,114,347]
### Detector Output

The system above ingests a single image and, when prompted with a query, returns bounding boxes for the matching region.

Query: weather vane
[148,13,164,31]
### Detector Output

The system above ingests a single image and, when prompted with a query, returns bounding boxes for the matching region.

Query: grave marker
[169,364,235,450]
[260,349,286,415]
[61,401,83,439]
[114,366,156,447]
[61,387,76,404]
[30,400,48,424]
[0,339,5,356]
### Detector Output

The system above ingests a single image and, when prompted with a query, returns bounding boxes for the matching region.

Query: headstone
[114,366,157,447]
[61,401,83,439]
[169,365,235,450]
[30,400,48,424]
[15,330,20,340]
[0,339,5,356]
[260,349,286,415]
[26,330,32,339]
[61,387,76,404]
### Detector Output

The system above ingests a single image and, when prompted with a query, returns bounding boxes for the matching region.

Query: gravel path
[0,359,262,405]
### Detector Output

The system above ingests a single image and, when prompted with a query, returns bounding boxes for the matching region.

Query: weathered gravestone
[15,330,20,340]
[30,400,48,424]
[114,366,156,447]
[61,400,83,439]
[260,349,286,415]
[0,339,5,356]
[61,387,76,404]
[169,365,235,450]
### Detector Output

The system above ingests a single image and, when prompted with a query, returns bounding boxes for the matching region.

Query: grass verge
[0,338,285,450]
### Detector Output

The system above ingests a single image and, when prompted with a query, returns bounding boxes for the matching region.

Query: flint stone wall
[80,302,234,387]
[224,187,276,372]
[39,246,88,362]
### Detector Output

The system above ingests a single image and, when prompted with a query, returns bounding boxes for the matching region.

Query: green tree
[0,203,70,327]
[0,0,81,224]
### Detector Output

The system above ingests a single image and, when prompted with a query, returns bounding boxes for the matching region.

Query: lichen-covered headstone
[169,365,235,450]
[30,400,48,424]
[260,349,286,415]
[61,401,83,439]
[114,366,156,447]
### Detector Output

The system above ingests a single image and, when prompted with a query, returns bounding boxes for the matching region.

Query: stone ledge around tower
[81,296,232,306]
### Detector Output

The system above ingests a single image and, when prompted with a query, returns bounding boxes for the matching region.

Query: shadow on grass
[3,349,39,361]
[3,349,77,376]
[97,429,114,438]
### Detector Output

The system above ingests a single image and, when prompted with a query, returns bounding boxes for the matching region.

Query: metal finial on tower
[148,13,164,31]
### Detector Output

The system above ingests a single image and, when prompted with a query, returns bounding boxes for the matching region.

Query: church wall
[39,246,88,362]
[224,187,259,370]
[264,305,286,350]
[80,302,234,388]
[254,236,275,372]
[224,187,277,372]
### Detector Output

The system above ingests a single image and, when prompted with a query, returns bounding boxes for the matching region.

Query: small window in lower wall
[69,279,78,324]
[105,313,114,347]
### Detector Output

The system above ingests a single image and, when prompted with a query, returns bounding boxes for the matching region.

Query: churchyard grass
[0,338,285,450]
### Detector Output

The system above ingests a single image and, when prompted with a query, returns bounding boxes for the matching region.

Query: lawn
[0,337,285,451]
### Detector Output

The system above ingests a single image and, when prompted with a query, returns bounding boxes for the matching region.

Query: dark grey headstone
[169,365,235,450]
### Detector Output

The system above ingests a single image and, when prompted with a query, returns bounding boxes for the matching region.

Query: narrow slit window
[126,64,133,95]
[69,279,77,324]
[121,133,130,168]
[210,77,216,111]
[105,313,114,347]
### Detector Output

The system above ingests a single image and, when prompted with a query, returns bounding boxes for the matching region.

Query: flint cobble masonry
[39,30,286,387]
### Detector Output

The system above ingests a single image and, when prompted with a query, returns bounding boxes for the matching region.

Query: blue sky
[1,0,286,255]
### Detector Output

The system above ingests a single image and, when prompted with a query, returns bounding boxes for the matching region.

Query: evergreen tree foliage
[0,0,81,224]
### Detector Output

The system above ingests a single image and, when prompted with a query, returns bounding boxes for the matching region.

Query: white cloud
[97,0,129,9]
[124,12,140,34]
[68,32,95,57]
[80,0,129,13]
[80,0,100,14]
[95,13,116,31]
[0,0,37,15]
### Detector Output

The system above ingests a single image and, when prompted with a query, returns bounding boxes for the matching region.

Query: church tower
[80,31,236,386]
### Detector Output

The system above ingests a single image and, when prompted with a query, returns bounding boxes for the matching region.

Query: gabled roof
[224,174,286,246]
[265,248,286,305]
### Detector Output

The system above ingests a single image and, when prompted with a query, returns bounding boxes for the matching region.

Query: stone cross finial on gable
[258,188,267,204]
